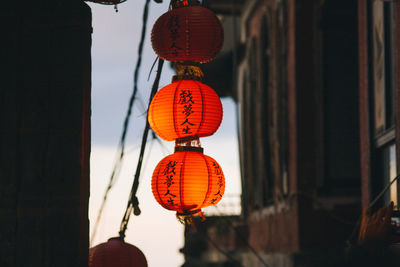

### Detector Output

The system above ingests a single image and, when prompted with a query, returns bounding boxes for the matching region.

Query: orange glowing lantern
[148,79,223,141]
[151,2,223,63]
[89,237,147,267]
[151,147,225,216]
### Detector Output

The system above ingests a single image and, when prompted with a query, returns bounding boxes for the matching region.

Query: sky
[87,1,241,266]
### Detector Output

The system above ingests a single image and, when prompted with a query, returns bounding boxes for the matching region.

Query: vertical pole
[358,0,372,211]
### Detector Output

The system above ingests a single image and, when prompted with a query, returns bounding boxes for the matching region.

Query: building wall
[0,1,91,266]
[182,0,400,266]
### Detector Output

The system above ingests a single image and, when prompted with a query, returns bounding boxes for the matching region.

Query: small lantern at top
[151,0,224,63]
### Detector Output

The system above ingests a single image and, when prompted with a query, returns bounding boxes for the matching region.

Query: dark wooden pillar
[393,1,400,208]
[358,0,372,211]
[1,1,91,266]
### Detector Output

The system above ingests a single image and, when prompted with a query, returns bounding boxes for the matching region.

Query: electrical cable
[190,218,245,267]
[152,131,172,155]
[203,234,244,267]
[205,174,400,266]
[90,0,151,245]
[285,192,357,226]
[119,58,165,239]
[141,134,156,179]
[211,206,271,267]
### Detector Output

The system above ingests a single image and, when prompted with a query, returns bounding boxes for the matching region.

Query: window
[370,0,398,206]
[259,15,274,206]
[276,2,289,197]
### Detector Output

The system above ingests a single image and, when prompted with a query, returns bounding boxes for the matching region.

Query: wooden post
[358,0,372,211]
[0,1,91,266]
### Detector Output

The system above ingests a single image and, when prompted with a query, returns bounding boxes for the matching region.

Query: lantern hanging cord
[119,58,165,240]
[90,0,151,246]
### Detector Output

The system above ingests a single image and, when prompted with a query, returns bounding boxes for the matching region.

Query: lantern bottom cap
[176,209,201,216]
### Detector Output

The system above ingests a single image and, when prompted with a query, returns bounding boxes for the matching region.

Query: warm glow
[148,80,223,141]
[151,150,225,215]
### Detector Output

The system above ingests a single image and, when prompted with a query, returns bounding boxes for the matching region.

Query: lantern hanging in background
[151,1,224,63]
[148,78,223,141]
[151,146,225,217]
[89,237,147,267]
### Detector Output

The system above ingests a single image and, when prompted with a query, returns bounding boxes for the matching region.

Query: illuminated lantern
[151,147,225,216]
[151,3,224,63]
[89,237,147,267]
[148,79,223,141]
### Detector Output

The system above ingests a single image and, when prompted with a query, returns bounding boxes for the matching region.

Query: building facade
[182,0,400,266]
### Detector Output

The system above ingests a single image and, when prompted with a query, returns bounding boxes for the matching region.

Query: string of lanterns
[149,0,225,222]
[89,1,224,266]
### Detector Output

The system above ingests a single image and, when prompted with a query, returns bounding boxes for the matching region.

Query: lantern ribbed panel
[89,238,147,267]
[148,80,223,141]
[152,151,225,214]
[151,6,223,63]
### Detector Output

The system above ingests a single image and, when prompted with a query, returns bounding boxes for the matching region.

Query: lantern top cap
[175,135,203,152]
[170,0,200,9]
[174,146,204,153]
[172,64,203,82]
[172,74,202,82]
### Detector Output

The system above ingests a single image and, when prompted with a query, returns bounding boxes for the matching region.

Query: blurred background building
[181,0,400,266]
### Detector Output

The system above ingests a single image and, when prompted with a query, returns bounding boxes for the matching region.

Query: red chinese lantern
[151,147,225,216]
[148,79,223,141]
[151,4,224,63]
[89,237,147,267]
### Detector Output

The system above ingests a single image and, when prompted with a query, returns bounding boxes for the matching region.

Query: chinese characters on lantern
[211,161,224,204]
[163,160,178,207]
[167,15,182,57]
[178,90,195,134]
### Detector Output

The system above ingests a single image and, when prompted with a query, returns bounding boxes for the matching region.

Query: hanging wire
[203,234,244,267]
[119,58,165,239]
[202,174,400,267]
[210,206,271,267]
[90,0,151,245]
[141,134,156,179]
[285,192,357,226]
[153,131,171,155]
[184,216,244,267]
